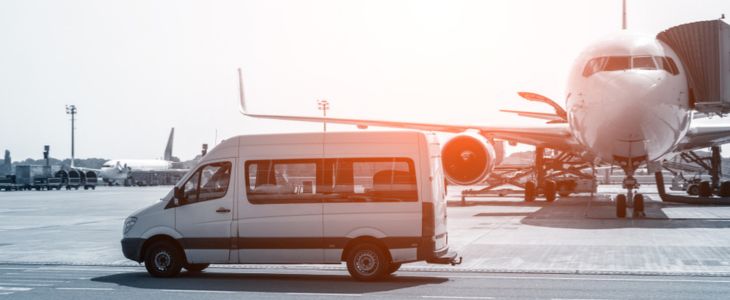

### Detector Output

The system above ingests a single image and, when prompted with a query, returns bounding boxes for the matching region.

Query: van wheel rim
[154,251,172,271]
[354,250,378,276]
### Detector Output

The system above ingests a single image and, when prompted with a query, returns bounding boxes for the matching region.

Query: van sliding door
[237,159,324,263]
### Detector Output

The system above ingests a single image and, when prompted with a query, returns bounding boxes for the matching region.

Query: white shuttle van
[121,131,458,281]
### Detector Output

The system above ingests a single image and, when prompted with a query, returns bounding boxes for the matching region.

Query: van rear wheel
[184,263,210,273]
[144,240,183,278]
[346,243,388,281]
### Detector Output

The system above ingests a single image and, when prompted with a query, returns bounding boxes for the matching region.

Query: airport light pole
[66,105,77,168]
[317,99,330,133]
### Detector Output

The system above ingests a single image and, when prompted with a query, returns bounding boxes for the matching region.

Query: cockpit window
[632,56,656,69]
[655,56,679,75]
[604,56,630,72]
[583,56,680,77]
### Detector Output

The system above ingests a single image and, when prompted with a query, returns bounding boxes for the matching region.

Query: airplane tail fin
[164,128,174,161]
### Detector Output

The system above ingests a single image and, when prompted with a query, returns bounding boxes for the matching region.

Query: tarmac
[2,185,730,276]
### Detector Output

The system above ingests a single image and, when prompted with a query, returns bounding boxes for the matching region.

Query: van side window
[328,158,418,202]
[245,160,320,204]
[198,162,232,202]
[180,161,231,205]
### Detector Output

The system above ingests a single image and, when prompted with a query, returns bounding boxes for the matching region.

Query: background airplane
[99,128,180,185]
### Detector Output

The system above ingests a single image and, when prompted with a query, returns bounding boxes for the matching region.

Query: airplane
[99,128,181,185]
[236,15,730,218]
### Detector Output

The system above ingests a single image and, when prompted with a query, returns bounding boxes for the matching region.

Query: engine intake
[441,133,497,186]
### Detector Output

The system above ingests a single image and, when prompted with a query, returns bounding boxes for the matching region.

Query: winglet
[517,92,568,121]
[238,68,248,115]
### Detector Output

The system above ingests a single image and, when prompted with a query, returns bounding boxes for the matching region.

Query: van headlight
[123,217,137,234]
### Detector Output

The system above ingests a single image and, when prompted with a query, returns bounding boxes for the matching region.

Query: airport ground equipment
[82,171,97,190]
[660,146,730,198]
[0,175,18,191]
[66,169,82,190]
[460,146,597,204]
[14,165,57,191]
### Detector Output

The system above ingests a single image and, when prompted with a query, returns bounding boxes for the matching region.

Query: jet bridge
[658,19,730,114]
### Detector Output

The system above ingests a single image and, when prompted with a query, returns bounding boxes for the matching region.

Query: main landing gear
[616,175,644,218]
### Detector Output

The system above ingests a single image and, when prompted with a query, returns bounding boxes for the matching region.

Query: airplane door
[174,160,234,264]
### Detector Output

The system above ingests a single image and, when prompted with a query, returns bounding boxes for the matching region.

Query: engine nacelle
[441,133,498,186]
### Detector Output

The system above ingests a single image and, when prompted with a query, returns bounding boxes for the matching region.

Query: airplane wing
[238,71,579,151]
[674,124,730,152]
[499,109,566,123]
[243,110,577,149]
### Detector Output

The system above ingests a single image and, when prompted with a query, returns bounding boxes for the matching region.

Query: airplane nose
[600,74,659,138]
[591,72,672,167]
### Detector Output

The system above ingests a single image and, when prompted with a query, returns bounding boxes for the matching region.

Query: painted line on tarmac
[160,289,236,294]
[287,293,362,297]
[0,282,52,287]
[0,287,32,292]
[56,287,114,291]
[435,274,730,283]
[422,296,494,299]
[8,279,67,283]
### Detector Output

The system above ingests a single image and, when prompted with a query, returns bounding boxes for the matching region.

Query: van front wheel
[144,241,183,278]
[346,243,388,281]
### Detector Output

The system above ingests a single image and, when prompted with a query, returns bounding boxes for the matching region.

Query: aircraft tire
[524,181,536,202]
[616,194,627,218]
[698,181,712,197]
[687,184,699,196]
[633,194,644,215]
[720,182,730,197]
[544,180,557,202]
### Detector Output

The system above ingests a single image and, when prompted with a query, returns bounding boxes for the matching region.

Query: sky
[1,0,729,161]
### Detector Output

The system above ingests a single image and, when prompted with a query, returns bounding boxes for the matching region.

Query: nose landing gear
[616,176,645,218]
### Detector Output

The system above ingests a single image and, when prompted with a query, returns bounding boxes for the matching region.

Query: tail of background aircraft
[164,128,174,161]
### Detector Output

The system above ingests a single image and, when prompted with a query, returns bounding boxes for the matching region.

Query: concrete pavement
[2,186,730,276]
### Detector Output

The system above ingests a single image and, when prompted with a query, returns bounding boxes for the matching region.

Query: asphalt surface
[1,264,730,299]
[2,185,730,298]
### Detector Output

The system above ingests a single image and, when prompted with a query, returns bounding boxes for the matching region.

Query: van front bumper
[121,238,145,262]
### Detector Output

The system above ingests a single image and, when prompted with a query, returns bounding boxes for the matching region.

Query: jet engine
[441,132,500,186]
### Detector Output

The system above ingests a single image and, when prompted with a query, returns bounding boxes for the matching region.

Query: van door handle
[216,207,231,213]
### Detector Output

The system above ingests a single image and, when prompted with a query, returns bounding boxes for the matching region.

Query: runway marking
[0,282,52,287]
[422,296,494,299]
[287,292,362,297]
[0,287,32,291]
[435,274,730,284]
[160,289,235,294]
[56,287,114,291]
[8,279,67,283]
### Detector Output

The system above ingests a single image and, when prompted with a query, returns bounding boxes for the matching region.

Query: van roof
[231,130,429,145]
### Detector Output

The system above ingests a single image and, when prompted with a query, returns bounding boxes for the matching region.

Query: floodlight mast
[65,105,77,168]
[317,99,330,133]
[622,0,627,30]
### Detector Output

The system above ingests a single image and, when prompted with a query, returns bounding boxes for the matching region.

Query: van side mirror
[173,187,185,204]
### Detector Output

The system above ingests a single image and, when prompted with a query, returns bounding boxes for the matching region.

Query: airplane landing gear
[617,175,644,218]
[615,194,627,218]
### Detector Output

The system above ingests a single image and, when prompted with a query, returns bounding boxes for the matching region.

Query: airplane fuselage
[566,32,692,174]
[100,159,173,183]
